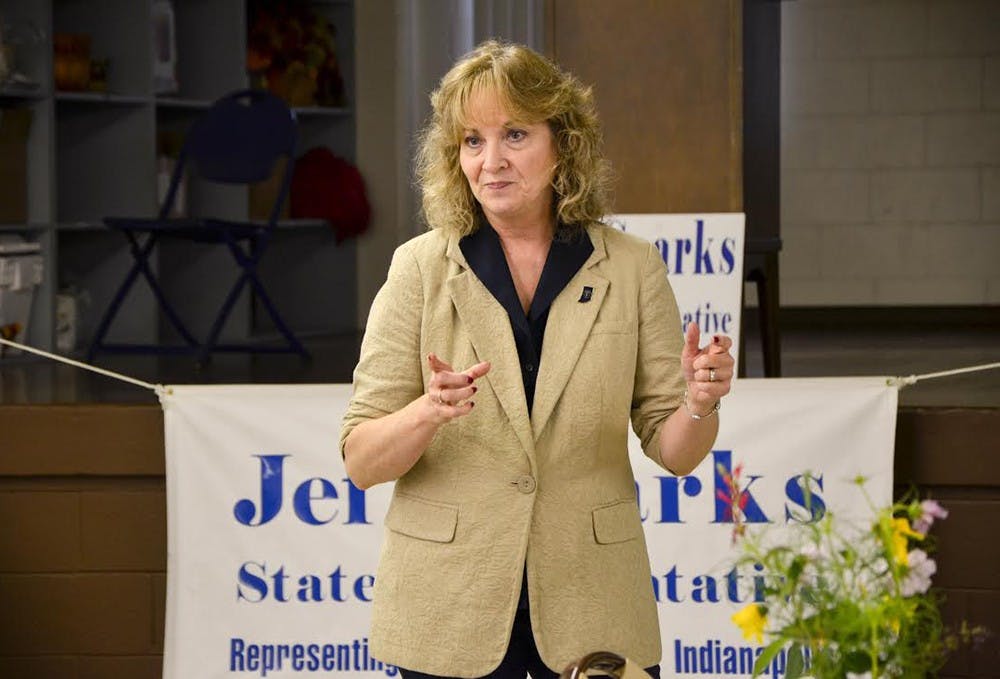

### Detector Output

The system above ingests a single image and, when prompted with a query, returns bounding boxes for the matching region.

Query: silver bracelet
[684,393,721,420]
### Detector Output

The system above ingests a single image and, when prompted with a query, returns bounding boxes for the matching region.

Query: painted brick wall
[780,0,1000,305]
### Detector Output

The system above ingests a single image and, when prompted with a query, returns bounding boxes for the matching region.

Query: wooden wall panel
[0,404,994,673]
[0,405,163,476]
[80,491,166,571]
[79,657,163,679]
[0,574,156,654]
[0,493,81,572]
[0,657,78,678]
[548,0,742,213]
[895,408,1000,677]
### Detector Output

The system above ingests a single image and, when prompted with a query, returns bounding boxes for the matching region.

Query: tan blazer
[340,223,685,676]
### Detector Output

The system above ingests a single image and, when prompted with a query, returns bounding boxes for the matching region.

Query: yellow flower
[891,517,924,565]
[732,603,767,644]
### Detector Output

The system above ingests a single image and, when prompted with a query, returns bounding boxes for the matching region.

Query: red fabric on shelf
[290,147,370,242]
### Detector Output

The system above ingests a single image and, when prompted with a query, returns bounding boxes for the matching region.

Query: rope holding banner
[0,337,164,395]
[888,361,1000,389]
[3,336,996,395]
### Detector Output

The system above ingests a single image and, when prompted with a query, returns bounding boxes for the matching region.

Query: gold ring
[709,368,717,382]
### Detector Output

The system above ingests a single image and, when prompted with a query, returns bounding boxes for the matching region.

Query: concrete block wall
[780,0,1000,306]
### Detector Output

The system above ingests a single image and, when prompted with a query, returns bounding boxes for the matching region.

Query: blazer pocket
[385,493,458,543]
[592,498,641,544]
[590,320,635,335]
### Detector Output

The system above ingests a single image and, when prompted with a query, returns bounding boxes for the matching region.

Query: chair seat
[103,217,265,243]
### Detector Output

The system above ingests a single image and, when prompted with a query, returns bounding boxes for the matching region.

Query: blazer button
[516,475,536,494]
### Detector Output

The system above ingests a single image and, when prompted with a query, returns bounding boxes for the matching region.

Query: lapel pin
[578,286,593,303]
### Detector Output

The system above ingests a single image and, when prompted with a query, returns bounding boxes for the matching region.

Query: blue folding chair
[88,89,308,363]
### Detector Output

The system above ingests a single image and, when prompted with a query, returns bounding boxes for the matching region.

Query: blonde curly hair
[415,40,613,237]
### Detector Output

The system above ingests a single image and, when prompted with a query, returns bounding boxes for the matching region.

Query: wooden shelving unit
[0,0,356,354]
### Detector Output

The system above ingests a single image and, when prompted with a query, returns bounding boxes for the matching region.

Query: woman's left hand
[681,322,734,416]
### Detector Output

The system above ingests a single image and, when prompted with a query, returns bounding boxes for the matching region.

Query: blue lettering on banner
[233,455,289,526]
[637,476,702,523]
[785,473,826,523]
[635,451,825,525]
[230,636,398,676]
[652,562,765,604]
[671,638,808,677]
[653,220,737,276]
[237,563,375,603]
[233,455,371,526]
[680,301,733,334]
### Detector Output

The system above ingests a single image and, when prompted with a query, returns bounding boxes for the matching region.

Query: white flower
[901,549,937,596]
[846,672,872,679]
[801,542,821,560]
[854,555,892,597]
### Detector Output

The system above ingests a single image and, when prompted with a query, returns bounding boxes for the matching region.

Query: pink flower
[716,462,749,543]
[913,499,949,534]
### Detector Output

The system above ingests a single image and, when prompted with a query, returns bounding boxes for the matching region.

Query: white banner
[608,213,745,373]
[163,385,396,679]
[163,378,896,678]
[631,377,896,678]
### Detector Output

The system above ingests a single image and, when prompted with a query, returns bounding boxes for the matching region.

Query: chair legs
[739,251,782,378]
[87,232,200,361]
[89,230,309,362]
[758,251,781,377]
[243,273,309,357]
[196,234,309,363]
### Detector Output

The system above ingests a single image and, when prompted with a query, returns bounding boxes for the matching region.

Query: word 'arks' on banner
[607,213,745,374]
[162,378,895,678]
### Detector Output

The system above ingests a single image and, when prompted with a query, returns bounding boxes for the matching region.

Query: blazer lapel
[531,225,610,441]
[446,237,535,459]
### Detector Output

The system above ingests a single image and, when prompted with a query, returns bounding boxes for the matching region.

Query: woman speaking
[340,40,734,679]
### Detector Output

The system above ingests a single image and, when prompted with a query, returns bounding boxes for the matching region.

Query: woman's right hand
[343,353,491,489]
[426,353,491,423]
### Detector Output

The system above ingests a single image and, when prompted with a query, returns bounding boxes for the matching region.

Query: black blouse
[459,222,594,414]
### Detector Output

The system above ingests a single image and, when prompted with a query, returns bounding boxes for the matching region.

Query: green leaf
[843,650,872,673]
[753,641,785,677]
[784,642,806,679]
[787,556,805,582]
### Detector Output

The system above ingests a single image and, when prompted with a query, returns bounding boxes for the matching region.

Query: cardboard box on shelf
[0,107,32,224]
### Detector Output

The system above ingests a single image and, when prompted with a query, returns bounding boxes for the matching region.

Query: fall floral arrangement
[722,467,984,678]
[246,0,345,107]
